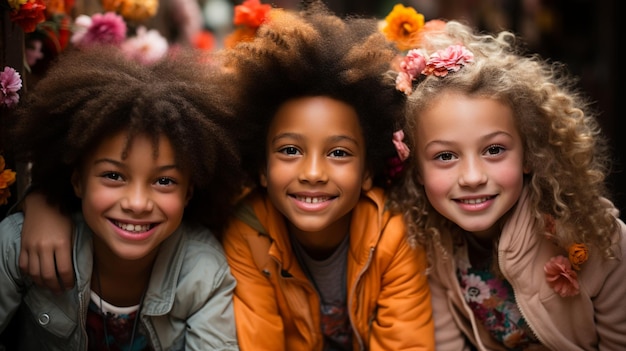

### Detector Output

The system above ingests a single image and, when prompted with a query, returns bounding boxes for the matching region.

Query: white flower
[121,26,169,65]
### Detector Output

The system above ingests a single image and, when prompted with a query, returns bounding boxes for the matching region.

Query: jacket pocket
[23,287,78,339]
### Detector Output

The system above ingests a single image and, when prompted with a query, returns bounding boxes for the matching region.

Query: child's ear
[259,168,268,188]
[361,172,373,192]
[185,185,194,206]
[71,170,83,198]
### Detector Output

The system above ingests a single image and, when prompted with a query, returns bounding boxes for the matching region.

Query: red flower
[10,0,47,33]
[544,255,580,297]
[233,0,270,28]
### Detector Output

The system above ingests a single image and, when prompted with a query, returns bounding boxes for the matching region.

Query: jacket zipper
[348,246,375,351]
[497,250,548,348]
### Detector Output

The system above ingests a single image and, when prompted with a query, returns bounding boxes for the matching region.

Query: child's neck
[92,241,156,307]
[288,213,351,260]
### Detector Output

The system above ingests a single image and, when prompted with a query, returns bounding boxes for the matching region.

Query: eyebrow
[93,158,180,171]
[271,132,360,145]
[424,130,514,149]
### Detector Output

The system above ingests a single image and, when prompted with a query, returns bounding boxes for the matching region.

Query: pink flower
[544,255,580,297]
[392,130,410,161]
[1,66,22,108]
[423,44,474,77]
[395,71,414,95]
[121,26,169,65]
[400,49,427,78]
[72,12,127,47]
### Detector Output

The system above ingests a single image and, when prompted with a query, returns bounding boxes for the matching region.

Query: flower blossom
[0,156,16,205]
[102,0,158,21]
[381,4,424,51]
[71,12,127,48]
[121,26,169,65]
[392,130,410,161]
[395,49,427,95]
[544,255,580,297]
[9,0,47,33]
[234,0,271,28]
[423,44,474,77]
[0,66,22,108]
[462,274,491,303]
[568,243,589,270]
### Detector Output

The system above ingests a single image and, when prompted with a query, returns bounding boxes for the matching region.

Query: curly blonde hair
[388,21,618,261]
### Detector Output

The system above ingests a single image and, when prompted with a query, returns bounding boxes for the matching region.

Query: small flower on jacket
[0,156,16,205]
[234,0,271,28]
[0,66,22,108]
[121,26,169,65]
[423,44,474,77]
[568,243,589,271]
[544,255,580,297]
[381,4,424,51]
[9,0,47,33]
[71,12,127,48]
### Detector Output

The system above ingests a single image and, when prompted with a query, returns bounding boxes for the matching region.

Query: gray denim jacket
[0,212,239,350]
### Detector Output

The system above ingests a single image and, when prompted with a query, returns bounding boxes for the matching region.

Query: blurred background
[1,0,624,217]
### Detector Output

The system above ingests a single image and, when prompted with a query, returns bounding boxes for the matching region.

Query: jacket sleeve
[0,213,27,332]
[593,218,626,349]
[221,218,286,351]
[369,215,435,351]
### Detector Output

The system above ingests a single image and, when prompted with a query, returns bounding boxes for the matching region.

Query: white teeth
[115,221,151,233]
[296,196,329,203]
[460,197,489,205]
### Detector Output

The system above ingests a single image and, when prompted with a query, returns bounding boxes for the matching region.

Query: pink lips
[110,220,157,241]
[455,196,494,212]
[291,194,334,212]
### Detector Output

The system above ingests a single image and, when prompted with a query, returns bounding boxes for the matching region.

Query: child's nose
[121,184,154,213]
[298,154,328,184]
[458,157,487,187]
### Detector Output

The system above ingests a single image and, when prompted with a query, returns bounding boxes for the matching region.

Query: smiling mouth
[113,221,154,233]
[293,195,332,203]
[457,196,494,205]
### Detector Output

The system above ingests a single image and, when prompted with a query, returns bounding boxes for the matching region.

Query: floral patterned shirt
[455,239,540,350]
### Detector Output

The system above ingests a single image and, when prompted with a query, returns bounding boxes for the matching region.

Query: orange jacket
[222,187,434,351]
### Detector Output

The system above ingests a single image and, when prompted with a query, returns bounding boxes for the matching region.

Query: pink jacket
[222,187,435,351]
[430,188,626,350]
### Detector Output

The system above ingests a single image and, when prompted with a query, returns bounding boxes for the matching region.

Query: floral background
[0,0,623,218]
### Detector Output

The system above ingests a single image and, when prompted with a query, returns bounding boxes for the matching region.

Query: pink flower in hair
[0,66,22,108]
[400,49,428,78]
[423,44,474,77]
[544,255,580,297]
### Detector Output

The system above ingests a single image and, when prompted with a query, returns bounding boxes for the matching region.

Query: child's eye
[485,145,505,156]
[102,172,123,181]
[434,152,456,161]
[279,146,300,155]
[155,177,176,186]
[329,149,350,158]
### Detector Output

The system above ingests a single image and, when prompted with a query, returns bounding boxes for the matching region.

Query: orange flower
[0,156,16,206]
[381,4,424,51]
[233,0,271,28]
[102,0,158,22]
[568,243,589,270]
